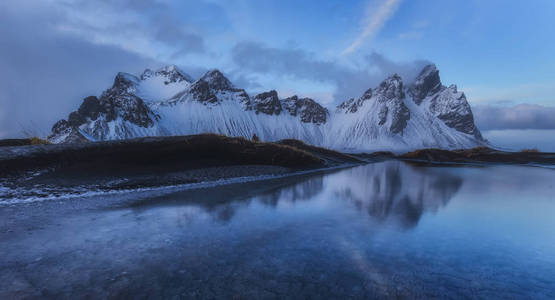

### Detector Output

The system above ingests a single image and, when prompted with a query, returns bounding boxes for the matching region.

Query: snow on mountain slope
[137,65,193,101]
[48,64,485,151]
[328,69,485,151]
[154,70,327,144]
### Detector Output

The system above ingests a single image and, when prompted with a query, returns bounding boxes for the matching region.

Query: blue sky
[1,0,554,149]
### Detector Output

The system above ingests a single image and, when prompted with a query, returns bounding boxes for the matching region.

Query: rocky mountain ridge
[48,64,485,151]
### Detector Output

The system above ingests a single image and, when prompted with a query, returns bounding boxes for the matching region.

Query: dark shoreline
[2,136,554,177]
[0,135,365,202]
[2,135,554,189]
[357,147,555,166]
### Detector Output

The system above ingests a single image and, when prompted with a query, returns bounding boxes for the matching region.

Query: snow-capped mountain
[48,64,486,151]
[328,65,484,150]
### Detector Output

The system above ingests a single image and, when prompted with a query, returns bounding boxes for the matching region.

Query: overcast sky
[1,0,554,149]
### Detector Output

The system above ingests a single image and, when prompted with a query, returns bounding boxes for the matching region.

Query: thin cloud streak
[342,0,402,55]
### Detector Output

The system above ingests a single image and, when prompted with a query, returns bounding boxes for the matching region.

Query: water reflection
[328,161,462,228]
[3,162,555,299]
[137,161,463,228]
[256,175,324,206]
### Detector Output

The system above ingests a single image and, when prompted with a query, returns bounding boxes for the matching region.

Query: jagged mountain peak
[140,65,193,84]
[428,84,482,139]
[418,64,438,78]
[281,95,328,125]
[375,74,405,101]
[408,64,442,104]
[170,69,251,109]
[48,63,485,151]
[114,72,140,90]
[199,69,233,90]
[253,90,281,115]
[361,88,373,99]
[336,75,403,114]
[254,90,278,99]
[284,95,298,100]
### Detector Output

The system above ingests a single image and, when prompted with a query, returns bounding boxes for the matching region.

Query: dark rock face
[430,85,482,139]
[99,73,155,127]
[140,65,193,84]
[408,64,442,105]
[140,69,154,80]
[375,75,410,134]
[282,96,328,125]
[64,128,89,144]
[235,90,252,111]
[51,119,70,135]
[406,65,483,140]
[68,111,86,127]
[182,69,251,110]
[378,106,388,125]
[253,90,282,115]
[112,72,138,92]
[48,119,89,143]
[336,75,410,134]
[336,98,354,112]
[155,67,192,84]
[375,74,405,102]
[361,88,373,100]
[49,72,156,143]
[336,88,373,114]
[189,80,218,103]
[282,96,299,116]
[389,101,410,134]
[297,98,328,125]
[201,69,233,91]
[64,96,102,128]
[77,96,101,120]
[105,94,154,127]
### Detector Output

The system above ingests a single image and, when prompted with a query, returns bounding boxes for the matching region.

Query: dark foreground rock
[0,135,364,196]
[0,134,335,176]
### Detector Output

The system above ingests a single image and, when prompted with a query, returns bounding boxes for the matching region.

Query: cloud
[481,129,555,152]
[473,104,555,130]
[0,1,156,139]
[342,0,402,55]
[54,0,206,59]
[465,82,555,105]
[231,41,428,105]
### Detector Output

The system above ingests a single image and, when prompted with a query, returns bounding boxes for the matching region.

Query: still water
[1,161,554,299]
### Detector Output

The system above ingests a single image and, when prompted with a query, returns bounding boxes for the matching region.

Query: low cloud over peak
[231,41,428,106]
[473,104,555,130]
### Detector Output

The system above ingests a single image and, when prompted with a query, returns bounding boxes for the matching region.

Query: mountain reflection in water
[329,162,462,228]
[149,161,463,228]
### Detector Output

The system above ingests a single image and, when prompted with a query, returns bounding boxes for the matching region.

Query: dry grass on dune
[0,137,50,147]
[0,134,326,176]
[520,148,539,153]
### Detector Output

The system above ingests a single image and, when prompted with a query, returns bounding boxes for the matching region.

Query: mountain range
[48,64,486,151]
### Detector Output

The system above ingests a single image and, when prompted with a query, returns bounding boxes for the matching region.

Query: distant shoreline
[1,135,554,175]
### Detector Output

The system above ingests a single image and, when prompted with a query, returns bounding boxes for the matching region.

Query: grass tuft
[29,137,50,145]
[520,148,539,153]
